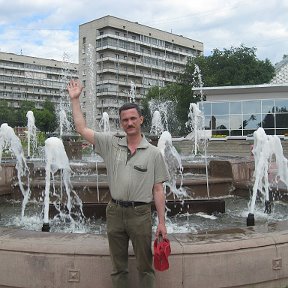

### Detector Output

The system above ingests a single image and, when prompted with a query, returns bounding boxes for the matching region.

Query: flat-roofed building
[193,84,288,137]
[79,15,203,130]
[0,52,78,110]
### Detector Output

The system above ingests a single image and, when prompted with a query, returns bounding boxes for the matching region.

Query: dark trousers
[106,202,155,288]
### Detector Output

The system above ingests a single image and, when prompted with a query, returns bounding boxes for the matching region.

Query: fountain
[42,137,84,232]
[185,103,205,156]
[26,110,37,159]
[129,81,136,103]
[0,123,31,218]
[148,99,177,148]
[185,102,211,198]
[1,128,288,287]
[148,99,174,134]
[247,127,288,226]
[157,131,186,199]
[57,52,74,137]
[56,53,83,160]
[86,44,97,131]
[59,109,72,138]
[1,67,288,287]
[99,112,111,133]
[150,110,164,136]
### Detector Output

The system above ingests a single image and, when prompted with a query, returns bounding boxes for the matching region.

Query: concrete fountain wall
[1,225,288,288]
[1,139,288,287]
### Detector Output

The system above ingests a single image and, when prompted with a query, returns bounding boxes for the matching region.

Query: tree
[180,45,275,87]
[141,84,183,135]
[17,101,35,127]
[33,100,57,133]
[0,100,16,126]
[0,99,57,133]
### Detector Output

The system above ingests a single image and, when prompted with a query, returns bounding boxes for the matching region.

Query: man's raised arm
[67,79,95,145]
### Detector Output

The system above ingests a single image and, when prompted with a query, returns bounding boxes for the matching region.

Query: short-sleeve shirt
[94,132,169,203]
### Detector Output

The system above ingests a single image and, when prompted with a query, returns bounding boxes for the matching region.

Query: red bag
[153,237,171,271]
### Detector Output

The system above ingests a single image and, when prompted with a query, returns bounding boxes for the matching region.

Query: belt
[111,198,148,207]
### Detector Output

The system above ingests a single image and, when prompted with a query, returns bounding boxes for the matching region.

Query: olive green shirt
[94,132,169,202]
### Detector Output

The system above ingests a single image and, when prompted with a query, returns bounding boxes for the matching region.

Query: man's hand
[67,79,83,100]
[156,222,167,239]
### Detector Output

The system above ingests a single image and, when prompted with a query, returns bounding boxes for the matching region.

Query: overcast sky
[0,0,287,65]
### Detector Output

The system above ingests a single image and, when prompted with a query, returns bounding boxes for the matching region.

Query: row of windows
[115,54,181,69]
[0,75,63,88]
[95,37,193,58]
[0,90,61,97]
[140,35,165,47]
[202,99,288,116]
[0,61,73,73]
[205,113,288,130]
[95,31,196,54]
[201,99,288,136]
[0,94,59,105]
[95,54,182,72]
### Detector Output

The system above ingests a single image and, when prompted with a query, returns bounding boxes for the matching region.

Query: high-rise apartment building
[79,15,203,130]
[0,52,78,110]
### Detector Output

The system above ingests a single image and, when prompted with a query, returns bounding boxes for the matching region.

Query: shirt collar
[118,134,150,149]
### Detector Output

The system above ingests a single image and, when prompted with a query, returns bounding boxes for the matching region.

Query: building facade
[194,84,288,137]
[79,15,203,130]
[0,52,78,110]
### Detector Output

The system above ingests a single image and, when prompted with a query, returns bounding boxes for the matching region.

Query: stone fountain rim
[1,220,288,256]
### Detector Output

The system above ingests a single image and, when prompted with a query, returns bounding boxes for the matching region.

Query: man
[67,79,169,288]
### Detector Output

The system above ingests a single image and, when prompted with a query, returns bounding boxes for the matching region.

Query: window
[230,115,243,130]
[230,102,242,114]
[243,100,261,114]
[82,37,86,54]
[212,102,229,115]
[262,99,274,113]
[275,99,288,113]
[262,113,274,129]
[242,114,261,129]
[276,113,288,128]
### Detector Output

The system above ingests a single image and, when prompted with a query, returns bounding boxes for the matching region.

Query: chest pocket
[134,165,148,172]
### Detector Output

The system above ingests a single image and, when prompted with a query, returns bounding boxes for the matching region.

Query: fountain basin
[1,223,288,288]
[1,155,288,287]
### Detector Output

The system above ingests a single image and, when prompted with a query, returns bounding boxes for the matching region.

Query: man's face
[120,108,143,136]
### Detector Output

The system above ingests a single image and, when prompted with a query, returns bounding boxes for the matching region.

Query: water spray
[247,127,288,226]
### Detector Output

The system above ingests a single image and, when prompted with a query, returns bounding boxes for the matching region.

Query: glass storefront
[201,99,288,137]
